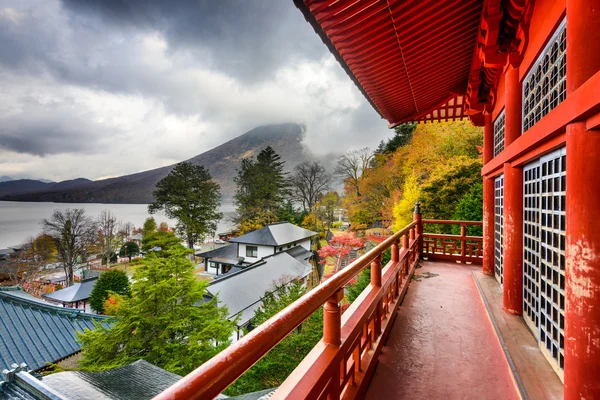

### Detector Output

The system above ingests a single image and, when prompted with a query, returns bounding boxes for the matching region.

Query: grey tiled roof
[207,252,313,327]
[0,360,180,400]
[285,246,313,261]
[195,243,238,259]
[42,277,98,304]
[0,290,109,372]
[41,360,181,400]
[228,223,317,246]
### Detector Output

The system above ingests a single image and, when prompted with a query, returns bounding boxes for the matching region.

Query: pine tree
[233,146,289,229]
[78,244,235,375]
[149,161,223,252]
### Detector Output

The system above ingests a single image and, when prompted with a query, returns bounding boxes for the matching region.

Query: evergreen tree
[78,245,235,375]
[149,162,223,252]
[89,269,131,314]
[119,241,140,262]
[142,217,157,238]
[234,146,289,229]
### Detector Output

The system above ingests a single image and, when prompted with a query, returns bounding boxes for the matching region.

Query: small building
[196,243,245,276]
[42,277,99,313]
[227,222,317,263]
[0,288,109,372]
[217,229,240,241]
[206,249,314,339]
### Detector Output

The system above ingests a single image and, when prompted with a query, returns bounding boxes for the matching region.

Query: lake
[0,201,236,249]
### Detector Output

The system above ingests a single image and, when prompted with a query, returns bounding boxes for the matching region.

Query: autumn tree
[149,161,222,253]
[78,245,235,375]
[334,147,373,197]
[234,146,289,229]
[318,233,364,274]
[97,210,122,268]
[290,161,331,212]
[42,209,96,286]
[314,191,340,230]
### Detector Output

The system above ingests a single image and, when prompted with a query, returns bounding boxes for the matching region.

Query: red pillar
[564,2,600,397]
[564,123,600,399]
[483,177,495,276]
[502,164,523,315]
[501,63,523,315]
[482,110,495,276]
[504,66,521,145]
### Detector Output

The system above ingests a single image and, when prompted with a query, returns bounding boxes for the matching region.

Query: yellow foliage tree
[392,174,421,231]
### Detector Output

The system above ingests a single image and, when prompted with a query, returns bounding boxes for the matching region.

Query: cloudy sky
[0,0,390,182]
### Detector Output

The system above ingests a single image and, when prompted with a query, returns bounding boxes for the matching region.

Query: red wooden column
[483,176,495,276]
[564,1,600,398]
[502,65,523,315]
[483,114,495,276]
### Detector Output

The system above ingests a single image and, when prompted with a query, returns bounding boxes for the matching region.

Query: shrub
[89,269,130,314]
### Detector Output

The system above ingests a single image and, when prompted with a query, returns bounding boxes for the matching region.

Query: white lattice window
[494,175,504,286]
[522,147,566,379]
[523,163,541,335]
[523,19,566,132]
[493,110,505,157]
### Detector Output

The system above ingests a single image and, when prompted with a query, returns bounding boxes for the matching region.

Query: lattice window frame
[494,175,504,287]
[493,110,505,157]
[523,162,541,336]
[523,19,566,132]
[522,147,566,380]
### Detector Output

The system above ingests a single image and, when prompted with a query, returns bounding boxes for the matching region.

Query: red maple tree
[318,233,365,275]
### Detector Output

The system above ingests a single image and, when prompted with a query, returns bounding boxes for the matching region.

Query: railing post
[391,239,400,262]
[371,254,382,287]
[402,233,409,249]
[413,203,423,257]
[323,288,344,346]
[460,223,467,261]
[371,255,382,338]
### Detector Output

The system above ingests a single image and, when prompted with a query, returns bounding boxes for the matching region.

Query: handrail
[422,219,483,225]
[421,219,483,264]
[155,219,419,400]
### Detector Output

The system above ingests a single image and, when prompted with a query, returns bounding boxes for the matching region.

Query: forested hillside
[340,120,483,233]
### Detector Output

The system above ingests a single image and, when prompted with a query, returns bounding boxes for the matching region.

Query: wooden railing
[155,207,423,400]
[421,219,483,264]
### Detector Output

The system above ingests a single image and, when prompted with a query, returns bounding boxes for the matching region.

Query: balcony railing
[155,206,483,400]
[422,220,483,264]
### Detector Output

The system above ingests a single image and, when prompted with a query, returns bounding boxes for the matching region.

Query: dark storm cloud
[60,0,327,83]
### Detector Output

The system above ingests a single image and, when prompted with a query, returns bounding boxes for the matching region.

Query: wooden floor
[473,271,564,400]
[365,261,519,400]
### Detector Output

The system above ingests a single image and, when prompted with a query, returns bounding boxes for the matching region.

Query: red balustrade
[421,220,483,264]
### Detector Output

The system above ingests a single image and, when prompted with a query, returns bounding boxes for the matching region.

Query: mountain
[0,178,91,198]
[0,123,338,204]
[0,176,54,183]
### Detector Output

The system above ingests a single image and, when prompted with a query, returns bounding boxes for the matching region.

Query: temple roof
[294,0,533,126]
[0,289,108,372]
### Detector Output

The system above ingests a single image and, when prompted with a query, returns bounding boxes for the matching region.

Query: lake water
[0,201,236,249]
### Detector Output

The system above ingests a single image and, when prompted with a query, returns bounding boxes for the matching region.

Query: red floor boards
[365,261,519,400]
